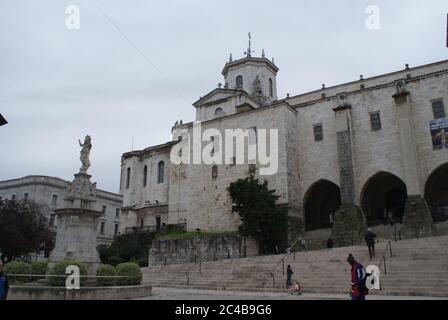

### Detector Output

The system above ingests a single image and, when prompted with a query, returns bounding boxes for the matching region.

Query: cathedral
[119,44,448,248]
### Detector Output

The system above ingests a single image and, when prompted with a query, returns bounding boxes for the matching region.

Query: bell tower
[222,34,279,106]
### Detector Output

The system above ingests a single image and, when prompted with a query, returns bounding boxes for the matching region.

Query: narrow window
[126,167,131,189]
[432,100,446,119]
[212,165,218,179]
[114,223,119,236]
[313,124,323,142]
[24,193,29,201]
[158,161,165,183]
[100,221,105,234]
[52,194,58,206]
[143,165,148,187]
[269,78,273,97]
[49,214,55,226]
[236,75,243,89]
[115,208,120,218]
[249,164,256,174]
[102,205,107,215]
[370,112,382,131]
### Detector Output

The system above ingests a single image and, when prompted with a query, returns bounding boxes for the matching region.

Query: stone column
[392,80,434,238]
[331,94,366,247]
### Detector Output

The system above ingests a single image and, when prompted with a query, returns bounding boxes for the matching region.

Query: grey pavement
[135,287,448,300]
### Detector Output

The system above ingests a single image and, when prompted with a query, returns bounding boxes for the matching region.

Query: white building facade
[120,49,448,246]
[0,175,123,245]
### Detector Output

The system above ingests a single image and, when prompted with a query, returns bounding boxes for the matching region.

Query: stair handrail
[184,254,201,286]
[269,237,300,289]
[378,224,398,276]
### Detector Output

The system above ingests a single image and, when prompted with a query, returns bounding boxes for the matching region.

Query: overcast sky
[1,0,447,193]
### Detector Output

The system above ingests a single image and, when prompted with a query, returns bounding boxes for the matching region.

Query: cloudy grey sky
[1,0,447,193]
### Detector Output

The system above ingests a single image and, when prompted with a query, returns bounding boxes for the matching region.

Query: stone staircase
[142,235,448,298]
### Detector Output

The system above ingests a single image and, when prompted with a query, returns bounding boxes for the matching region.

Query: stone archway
[425,163,448,222]
[303,180,341,231]
[360,172,408,226]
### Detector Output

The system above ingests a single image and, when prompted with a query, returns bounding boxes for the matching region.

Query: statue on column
[79,135,92,173]
[253,75,262,95]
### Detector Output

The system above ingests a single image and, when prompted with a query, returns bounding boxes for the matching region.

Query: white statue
[79,135,92,173]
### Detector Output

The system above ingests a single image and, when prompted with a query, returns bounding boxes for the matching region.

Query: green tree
[0,199,55,263]
[227,176,288,254]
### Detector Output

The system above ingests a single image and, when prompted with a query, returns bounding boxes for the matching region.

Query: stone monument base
[331,204,366,248]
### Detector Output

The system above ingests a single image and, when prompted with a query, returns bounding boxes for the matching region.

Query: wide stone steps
[142,235,448,297]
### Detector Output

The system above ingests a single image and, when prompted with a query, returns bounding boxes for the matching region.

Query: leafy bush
[49,260,88,287]
[4,261,32,284]
[115,262,142,286]
[31,261,48,280]
[96,264,117,287]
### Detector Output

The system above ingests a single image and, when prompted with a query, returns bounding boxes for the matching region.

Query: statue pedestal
[48,172,102,275]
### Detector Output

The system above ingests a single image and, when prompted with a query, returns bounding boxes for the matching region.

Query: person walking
[364,228,377,260]
[329,212,334,227]
[286,265,293,287]
[347,254,367,301]
[0,263,9,300]
[300,238,307,251]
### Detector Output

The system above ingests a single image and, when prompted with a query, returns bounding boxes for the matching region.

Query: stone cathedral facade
[120,48,448,247]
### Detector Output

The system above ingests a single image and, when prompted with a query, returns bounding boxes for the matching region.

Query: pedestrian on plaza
[326,238,333,249]
[329,212,334,227]
[292,281,302,295]
[300,238,306,251]
[286,265,294,287]
[0,262,9,300]
[347,254,368,301]
[364,228,377,260]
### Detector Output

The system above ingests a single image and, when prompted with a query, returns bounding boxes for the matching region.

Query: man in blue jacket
[0,263,9,300]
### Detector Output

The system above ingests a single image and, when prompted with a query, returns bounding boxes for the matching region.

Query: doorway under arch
[304,180,341,231]
[425,163,448,222]
[360,172,407,226]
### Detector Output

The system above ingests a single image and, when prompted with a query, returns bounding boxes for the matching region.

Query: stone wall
[148,234,258,266]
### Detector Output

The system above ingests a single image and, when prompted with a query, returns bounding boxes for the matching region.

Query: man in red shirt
[347,254,367,301]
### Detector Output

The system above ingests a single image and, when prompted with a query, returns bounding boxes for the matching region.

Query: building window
[249,164,256,174]
[313,124,323,142]
[370,112,382,131]
[52,194,58,206]
[100,221,105,234]
[231,156,236,166]
[126,167,131,189]
[143,165,148,187]
[212,165,218,179]
[432,100,446,119]
[214,108,226,118]
[49,214,55,226]
[269,78,273,97]
[114,223,119,236]
[115,208,120,218]
[24,193,29,201]
[236,75,243,89]
[158,161,165,183]
[102,205,107,215]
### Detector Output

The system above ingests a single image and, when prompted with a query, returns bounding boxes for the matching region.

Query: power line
[88,0,191,104]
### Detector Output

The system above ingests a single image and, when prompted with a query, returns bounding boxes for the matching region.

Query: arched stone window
[214,107,226,118]
[143,165,148,187]
[126,168,131,189]
[158,161,165,184]
[212,165,218,179]
[236,75,243,89]
[269,78,273,97]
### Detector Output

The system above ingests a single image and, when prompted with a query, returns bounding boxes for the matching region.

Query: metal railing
[184,254,202,286]
[269,238,300,289]
[378,224,399,276]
